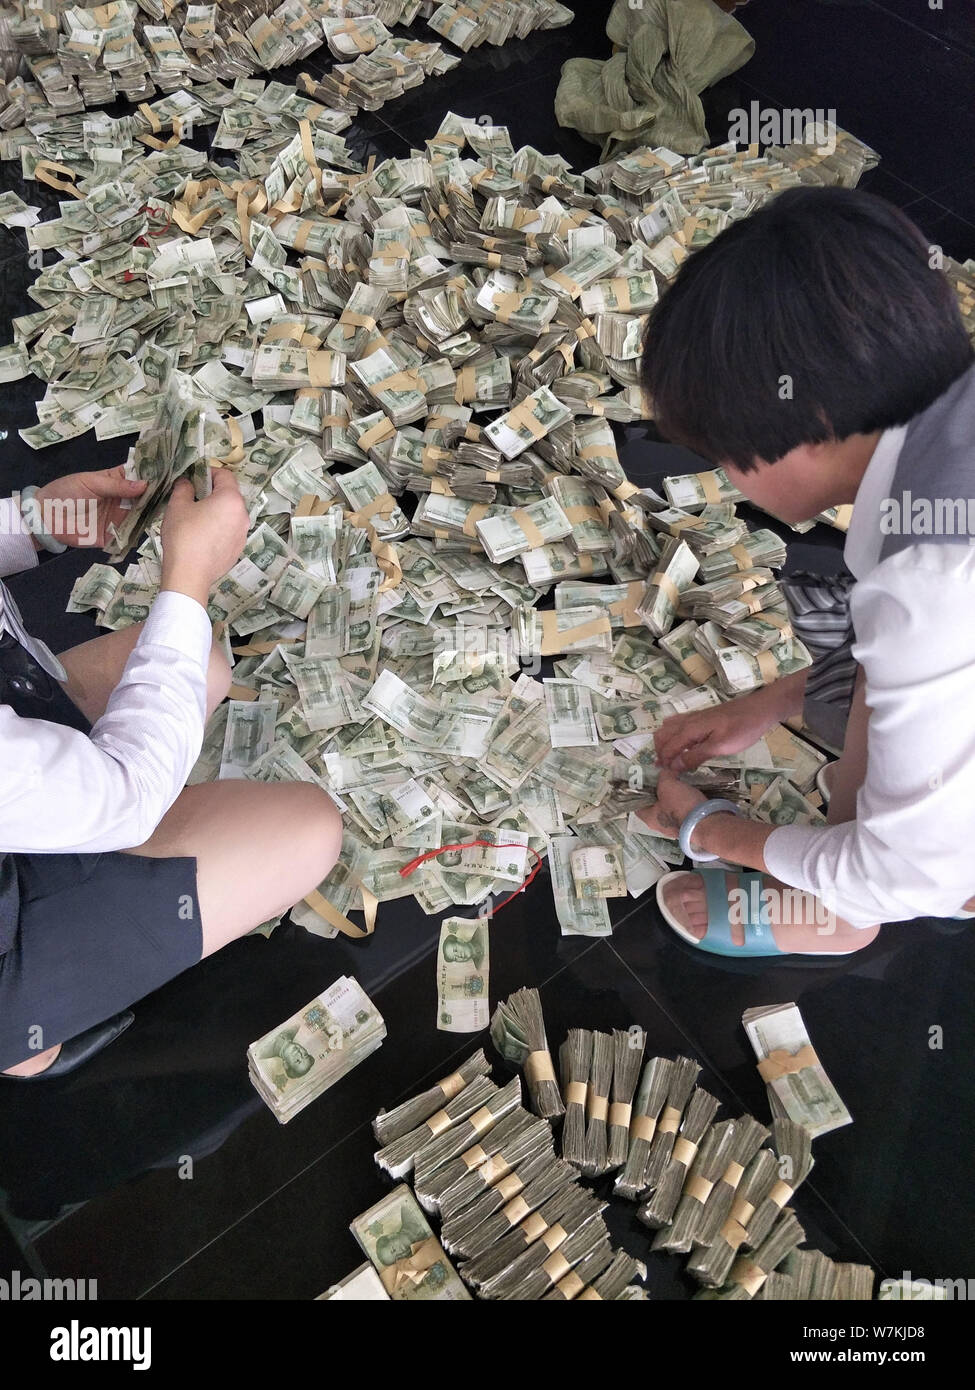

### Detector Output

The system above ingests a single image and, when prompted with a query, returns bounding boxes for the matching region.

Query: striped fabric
[779,570,858,725]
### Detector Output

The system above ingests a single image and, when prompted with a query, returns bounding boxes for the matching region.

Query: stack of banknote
[344,1041,874,1300]
[0,1,572,120]
[742,1002,853,1139]
[247,975,385,1123]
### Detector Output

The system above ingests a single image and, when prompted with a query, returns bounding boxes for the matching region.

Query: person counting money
[0,467,342,1077]
[637,186,975,957]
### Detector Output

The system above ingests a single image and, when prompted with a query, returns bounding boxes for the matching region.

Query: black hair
[641,186,974,472]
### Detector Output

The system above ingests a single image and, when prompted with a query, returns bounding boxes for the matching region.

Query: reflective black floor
[1,0,974,1301]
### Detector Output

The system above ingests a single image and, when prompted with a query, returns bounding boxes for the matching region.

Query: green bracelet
[20,485,67,555]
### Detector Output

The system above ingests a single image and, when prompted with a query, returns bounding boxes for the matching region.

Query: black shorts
[0,632,202,1071]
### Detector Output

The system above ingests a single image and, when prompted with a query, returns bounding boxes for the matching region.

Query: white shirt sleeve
[0,590,213,855]
[764,544,975,927]
[0,497,39,578]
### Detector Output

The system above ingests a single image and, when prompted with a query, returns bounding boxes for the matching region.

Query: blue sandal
[655,869,864,957]
[656,869,783,957]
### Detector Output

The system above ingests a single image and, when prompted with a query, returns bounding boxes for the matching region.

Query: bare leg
[122,781,343,957]
[658,665,880,953]
[58,619,231,725]
[2,783,342,1076]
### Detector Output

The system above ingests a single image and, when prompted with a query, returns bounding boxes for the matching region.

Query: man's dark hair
[641,187,974,472]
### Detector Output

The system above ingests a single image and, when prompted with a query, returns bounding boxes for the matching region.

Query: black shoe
[1,1011,134,1081]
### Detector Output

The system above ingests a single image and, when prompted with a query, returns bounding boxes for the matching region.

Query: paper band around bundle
[347,493,396,528]
[649,570,682,606]
[729,543,752,568]
[685,1174,715,1204]
[609,1101,632,1129]
[543,1252,573,1285]
[730,1196,755,1228]
[512,508,547,550]
[541,1223,568,1253]
[586,1091,609,1124]
[378,1236,443,1296]
[695,470,723,504]
[721,1160,746,1190]
[548,270,583,299]
[525,1050,556,1084]
[521,1212,548,1243]
[730,1256,767,1297]
[609,581,645,628]
[673,1137,699,1168]
[307,351,342,388]
[757,650,780,684]
[496,1172,523,1203]
[506,399,549,440]
[425,1108,453,1137]
[658,1105,682,1136]
[719,1217,750,1250]
[757,1044,819,1082]
[565,1081,587,1107]
[629,1114,657,1143]
[682,653,713,684]
[503,1195,531,1227]
[421,447,452,475]
[461,503,490,538]
[228,683,258,702]
[614,480,641,501]
[555,1270,586,1300]
[461,1142,487,1171]
[356,414,395,453]
[768,1179,795,1209]
[538,611,611,655]
[469,1105,495,1137]
[480,1154,510,1186]
[577,1287,602,1301]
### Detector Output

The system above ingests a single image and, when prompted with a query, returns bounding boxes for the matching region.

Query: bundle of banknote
[0,1,572,122]
[247,975,385,1123]
[742,1001,853,1138]
[490,987,564,1118]
[356,1039,876,1299]
[372,1049,492,1145]
[350,1183,472,1301]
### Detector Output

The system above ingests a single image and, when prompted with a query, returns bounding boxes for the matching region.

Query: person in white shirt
[0,464,342,1077]
[634,185,975,956]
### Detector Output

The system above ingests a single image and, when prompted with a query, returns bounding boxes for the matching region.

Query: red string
[137,204,174,239]
[399,840,544,915]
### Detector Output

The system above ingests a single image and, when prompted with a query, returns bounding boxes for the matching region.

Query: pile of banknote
[247,975,385,1123]
[1,93,878,949]
[0,0,573,120]
[742,1001,853,1139]
[320,1042,877,1299]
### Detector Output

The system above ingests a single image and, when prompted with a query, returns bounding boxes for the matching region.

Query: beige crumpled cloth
[555,0,755,160]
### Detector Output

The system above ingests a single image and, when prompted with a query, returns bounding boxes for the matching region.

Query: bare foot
[659,871,880,954]
[2,1044,62,1077]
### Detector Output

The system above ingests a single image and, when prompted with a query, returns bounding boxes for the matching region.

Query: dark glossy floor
[1,0,974,1301]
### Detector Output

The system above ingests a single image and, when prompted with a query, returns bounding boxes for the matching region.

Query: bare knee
[207,643,232,717]
[288,784,343,890]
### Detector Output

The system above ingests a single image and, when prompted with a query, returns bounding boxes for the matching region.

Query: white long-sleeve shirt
[764,426,975,927]
[0,496,212,855]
